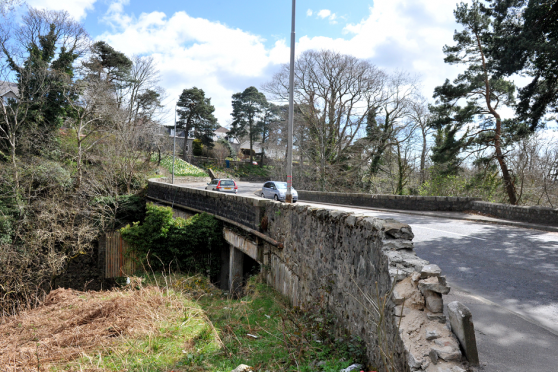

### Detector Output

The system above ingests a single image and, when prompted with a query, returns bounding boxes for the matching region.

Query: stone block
[447,301,479,366]
[423,290,443,313]
[426,329,440,341]
[430,345,461,362]
[383,239,414,250]
[419,276,451,295]
[421,264,441,278]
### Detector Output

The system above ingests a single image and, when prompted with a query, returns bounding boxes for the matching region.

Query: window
[221,180,234,186]
[263,182,271,188]
[275,182,287,189]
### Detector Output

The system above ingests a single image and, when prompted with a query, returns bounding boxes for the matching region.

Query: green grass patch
[19,274,368,371]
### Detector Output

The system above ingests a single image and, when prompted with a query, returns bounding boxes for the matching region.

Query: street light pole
[286,0,295,203]
[172,104,177,184]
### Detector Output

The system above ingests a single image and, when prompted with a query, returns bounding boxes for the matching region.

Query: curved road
[183,181,558,371]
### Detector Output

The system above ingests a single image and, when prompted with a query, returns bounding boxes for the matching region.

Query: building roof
[214,126,229,133]
[0,81,18,97]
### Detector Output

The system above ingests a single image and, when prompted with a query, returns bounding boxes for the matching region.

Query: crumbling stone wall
[147,180,469,372]
[262,203,466,372]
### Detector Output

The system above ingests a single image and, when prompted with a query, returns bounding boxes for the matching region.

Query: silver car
[205,179,238,193]
[260,181,298,202]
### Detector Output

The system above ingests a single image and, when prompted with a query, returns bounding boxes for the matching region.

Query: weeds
[0,273,368,371]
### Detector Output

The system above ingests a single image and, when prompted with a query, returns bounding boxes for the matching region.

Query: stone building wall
[147,180,468,372]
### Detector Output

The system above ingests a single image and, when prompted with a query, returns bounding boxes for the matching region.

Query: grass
[152,155,208,177]
[0,274,369,371]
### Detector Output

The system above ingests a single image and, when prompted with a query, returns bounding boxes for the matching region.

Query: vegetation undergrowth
[0,273,369,371]
[120,204,224,277]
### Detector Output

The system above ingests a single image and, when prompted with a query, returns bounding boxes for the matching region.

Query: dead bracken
[0,281,207,371]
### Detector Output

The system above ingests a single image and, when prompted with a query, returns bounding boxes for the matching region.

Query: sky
[24,0,476,127]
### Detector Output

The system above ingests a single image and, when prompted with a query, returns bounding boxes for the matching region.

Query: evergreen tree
[176,87,218,158]
[430,0,519,204]
[6,24,80,132]
[485,0,558,129]
[255,102,282,166]
[83,41,132,88]
[430,125,466,176]
[230,86,267,163]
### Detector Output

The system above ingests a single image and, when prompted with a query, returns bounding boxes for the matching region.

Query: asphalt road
[183,181,558,371]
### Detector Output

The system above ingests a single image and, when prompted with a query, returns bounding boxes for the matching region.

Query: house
[0,81,18,102]
[213,126,229,141]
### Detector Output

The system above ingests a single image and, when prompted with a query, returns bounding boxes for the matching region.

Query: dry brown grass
[0,279,199,371]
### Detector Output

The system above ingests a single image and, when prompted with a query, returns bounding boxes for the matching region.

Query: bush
[193,139,203,156]
[120,204,223,278]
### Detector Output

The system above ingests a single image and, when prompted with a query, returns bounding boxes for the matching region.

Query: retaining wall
[298,190,479,212]
[147,180,467,372]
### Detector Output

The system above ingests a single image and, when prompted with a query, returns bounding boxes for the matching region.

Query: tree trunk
[249,118,253,163]
[420,127,427,184]
[476,31,518,205]
[494,118,518,204]
[183,131,188,161]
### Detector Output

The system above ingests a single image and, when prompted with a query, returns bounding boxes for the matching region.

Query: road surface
[182,181,558,371]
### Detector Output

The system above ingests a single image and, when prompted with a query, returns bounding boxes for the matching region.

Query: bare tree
[407,95,432,184]
[264,50,386,189]
[62,74,116,188]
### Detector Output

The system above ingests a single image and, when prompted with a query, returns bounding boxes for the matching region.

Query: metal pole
[286,0,295,203]
[172,104,176,184]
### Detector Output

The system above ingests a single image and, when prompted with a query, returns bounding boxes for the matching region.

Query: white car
[260,181,298,202]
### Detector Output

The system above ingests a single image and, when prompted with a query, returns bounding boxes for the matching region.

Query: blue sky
[26,0,470,126]
[81,1,374,48]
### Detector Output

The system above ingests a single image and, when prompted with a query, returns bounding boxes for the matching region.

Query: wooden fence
[105,231,137,278]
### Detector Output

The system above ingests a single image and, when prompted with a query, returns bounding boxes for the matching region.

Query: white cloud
[27,0,97,20]
[306,9,312,17]
[317,9,331,19]
[90,0,474,124]
[98,8,290,125]
[316,9,338,24]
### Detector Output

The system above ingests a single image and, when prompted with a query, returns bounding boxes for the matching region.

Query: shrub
[193,139,203,156]
[120,204,223,278]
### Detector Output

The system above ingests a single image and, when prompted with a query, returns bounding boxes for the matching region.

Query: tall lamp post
[172,104,177,184]
[286,0,296,203]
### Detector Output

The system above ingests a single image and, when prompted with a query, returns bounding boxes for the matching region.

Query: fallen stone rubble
[383,222,472,372]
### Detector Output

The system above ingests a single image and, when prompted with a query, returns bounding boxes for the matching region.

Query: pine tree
[430,0,519,204]
[230,86,267,163]
[176,87,218,159]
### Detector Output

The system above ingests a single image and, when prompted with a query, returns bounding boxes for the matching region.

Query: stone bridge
[147,179,477,372]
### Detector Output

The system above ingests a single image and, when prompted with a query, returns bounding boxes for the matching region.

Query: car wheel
[274,195,279,201]
[261,193,265,198]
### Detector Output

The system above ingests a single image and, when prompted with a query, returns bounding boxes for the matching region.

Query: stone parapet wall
[147,179,469,371]
[471,201,558,226]
[157,176,211,184]
[298,190,479,212]
[147,180,265,230]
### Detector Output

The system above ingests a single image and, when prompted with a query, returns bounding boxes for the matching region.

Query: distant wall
[472,201,558,226]
[298,190,478,212]
[148,180,467,372]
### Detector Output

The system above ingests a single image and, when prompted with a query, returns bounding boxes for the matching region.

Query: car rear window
[220,180,234,186]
